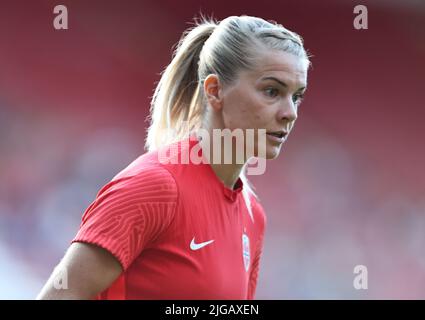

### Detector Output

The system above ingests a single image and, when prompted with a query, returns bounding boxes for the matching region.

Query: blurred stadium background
[0,0,424,299]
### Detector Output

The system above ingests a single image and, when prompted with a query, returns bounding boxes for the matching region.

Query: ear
[203,74,223,111]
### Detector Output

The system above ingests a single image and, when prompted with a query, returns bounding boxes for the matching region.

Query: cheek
[247,101,273,130]
[247,91,276,125]
[229,97,268,129]
[223,87,277,131]
[222,94,251,129]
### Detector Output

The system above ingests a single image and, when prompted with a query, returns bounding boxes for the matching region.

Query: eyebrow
[262,76,306,92]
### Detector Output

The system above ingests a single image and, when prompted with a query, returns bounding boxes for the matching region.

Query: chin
[251,141,283,160]
[265,145,282,159]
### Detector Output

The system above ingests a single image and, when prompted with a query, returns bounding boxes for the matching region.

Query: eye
[292,93,305,104]
[264,87,279,98]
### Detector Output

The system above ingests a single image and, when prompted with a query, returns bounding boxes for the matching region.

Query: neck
[209,162,244,190]
[197,127,247,190]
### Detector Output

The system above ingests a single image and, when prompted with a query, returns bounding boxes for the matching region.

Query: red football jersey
[72,135,267,299]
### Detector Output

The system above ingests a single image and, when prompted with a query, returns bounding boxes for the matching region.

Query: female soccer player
[37,15,309,300]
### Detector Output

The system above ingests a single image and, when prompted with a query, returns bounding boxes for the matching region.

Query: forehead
[244,49,308,88]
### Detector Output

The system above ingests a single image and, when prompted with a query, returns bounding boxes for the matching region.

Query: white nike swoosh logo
[190,237,214,251]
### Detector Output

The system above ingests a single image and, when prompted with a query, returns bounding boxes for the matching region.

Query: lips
[266,130,287,138]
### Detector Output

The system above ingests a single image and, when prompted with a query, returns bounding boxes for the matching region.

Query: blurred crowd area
[0,0,424,298]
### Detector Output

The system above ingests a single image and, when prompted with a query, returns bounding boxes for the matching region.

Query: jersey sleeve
[247,198,267,300]
[71,165,178,271]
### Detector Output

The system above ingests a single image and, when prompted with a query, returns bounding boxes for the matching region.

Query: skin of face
[204,49,309,161]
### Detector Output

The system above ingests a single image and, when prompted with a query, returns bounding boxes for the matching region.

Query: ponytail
[145,18,217,152]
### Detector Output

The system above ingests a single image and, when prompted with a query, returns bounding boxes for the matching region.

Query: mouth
[266,130,288,143]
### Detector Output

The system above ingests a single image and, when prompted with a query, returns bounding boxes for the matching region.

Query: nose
[277,97,297,123]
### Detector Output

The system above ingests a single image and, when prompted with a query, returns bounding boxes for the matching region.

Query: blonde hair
[145,15,310,219]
